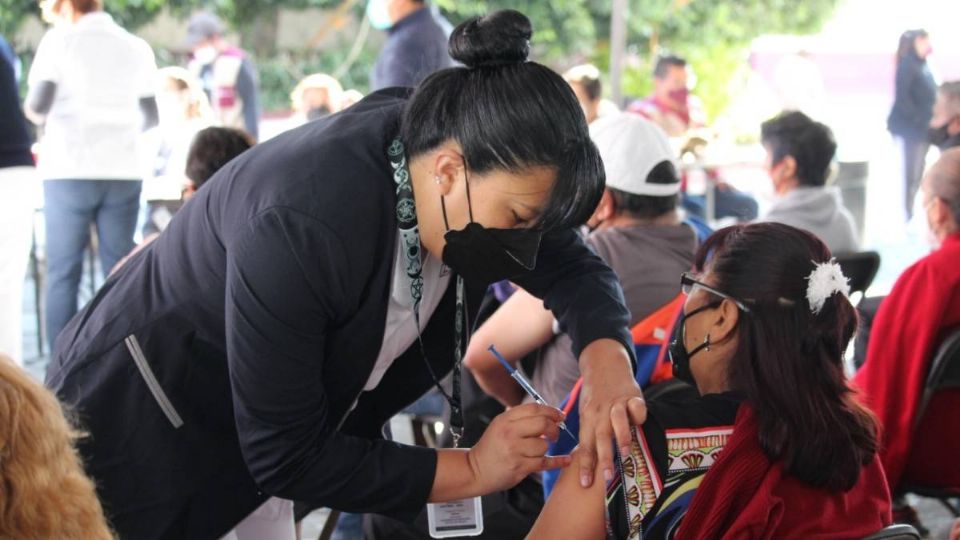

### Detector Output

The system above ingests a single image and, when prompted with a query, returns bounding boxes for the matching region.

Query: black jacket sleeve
[894,61,925,124]
[225,208,436,519]
[236,57,260,140]
[512,227,636,366]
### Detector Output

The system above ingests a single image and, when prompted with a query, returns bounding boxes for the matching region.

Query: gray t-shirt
[526,223,698,407]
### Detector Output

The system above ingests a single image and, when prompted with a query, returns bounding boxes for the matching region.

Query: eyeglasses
[680,272,752,312]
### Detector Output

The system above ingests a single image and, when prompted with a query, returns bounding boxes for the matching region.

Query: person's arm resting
[463,288,555,407]
[25,80,56,124]
[140,96,159,131]
[237,58,260,140]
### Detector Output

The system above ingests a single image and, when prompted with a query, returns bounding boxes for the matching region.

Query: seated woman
[529,222,892,539]
[0,355,113,539]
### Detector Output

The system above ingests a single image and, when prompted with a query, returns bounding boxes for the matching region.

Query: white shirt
[140,118,210,201]
[363,234,451,391]
[28,13,157,180]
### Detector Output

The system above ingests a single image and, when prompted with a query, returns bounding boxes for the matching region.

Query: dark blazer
[45,89,633,540]
[887,53,937,141]
[371,7,453,91]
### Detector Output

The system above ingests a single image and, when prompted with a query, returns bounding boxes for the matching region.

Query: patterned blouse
[607,390,744,539]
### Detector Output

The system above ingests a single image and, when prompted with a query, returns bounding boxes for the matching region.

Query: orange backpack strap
[562,378,584,416]
[631,294,686,345]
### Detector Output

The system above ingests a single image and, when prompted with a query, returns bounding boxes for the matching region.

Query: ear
[779,155,798,182]
[591,190,614,222]
[930,196,950,230]
[429,141,466,197]
[950,115,960,133]
[710,298,741,344]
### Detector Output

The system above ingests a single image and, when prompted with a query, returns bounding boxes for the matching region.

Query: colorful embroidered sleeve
[606,392,740,539]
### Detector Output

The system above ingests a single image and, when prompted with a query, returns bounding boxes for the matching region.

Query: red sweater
[853,233,960,491]
[677,405,892,539]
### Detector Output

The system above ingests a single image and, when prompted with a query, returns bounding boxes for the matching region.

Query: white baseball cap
[589,112,680,196]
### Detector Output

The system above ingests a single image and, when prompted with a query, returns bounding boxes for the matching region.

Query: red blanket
[853,233,960,491]
[677,405,892,539]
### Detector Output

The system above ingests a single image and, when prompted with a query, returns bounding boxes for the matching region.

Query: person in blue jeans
[25,0,158,349]
[42,182,143,346]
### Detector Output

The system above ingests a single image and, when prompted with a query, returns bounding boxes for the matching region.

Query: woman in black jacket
[887,29,937,219]
[45,10,645,539]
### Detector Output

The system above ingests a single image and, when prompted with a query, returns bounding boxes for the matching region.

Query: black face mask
[668,301,721,386]
[440,161,543,286]
[929,122,955,148]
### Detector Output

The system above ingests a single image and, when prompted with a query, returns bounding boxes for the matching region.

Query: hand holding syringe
[487,344,577,442]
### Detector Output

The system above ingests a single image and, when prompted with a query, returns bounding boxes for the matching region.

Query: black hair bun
[449,9,532,68]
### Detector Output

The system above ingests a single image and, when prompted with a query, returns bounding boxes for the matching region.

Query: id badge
[427,497,484,538]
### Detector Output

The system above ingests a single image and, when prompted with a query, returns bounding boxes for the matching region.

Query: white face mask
[366,0,393,30]
[193,45,218,65]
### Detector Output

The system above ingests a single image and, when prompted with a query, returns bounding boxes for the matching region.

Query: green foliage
[0,0,38,36]
[256,45,380,111]
[2,0,838,118]
[614,0,838,118]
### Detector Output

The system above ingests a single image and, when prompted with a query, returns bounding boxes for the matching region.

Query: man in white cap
[186,11,260,140]
[466,111,701,415]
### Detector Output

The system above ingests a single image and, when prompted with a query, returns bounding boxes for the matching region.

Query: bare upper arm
[526,447,607,540]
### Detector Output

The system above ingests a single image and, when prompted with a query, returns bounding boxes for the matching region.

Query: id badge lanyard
[389,139,484,538]
[388,138,466,447]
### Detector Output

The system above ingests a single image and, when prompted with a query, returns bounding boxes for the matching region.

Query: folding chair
[861,523,921,540]
[835,251,881,305]
[900,328,960,517]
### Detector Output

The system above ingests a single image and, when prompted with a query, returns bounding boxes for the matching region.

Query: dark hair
[653,55,687,79]
[896,29,928,61]
[694,222,878,492]
[940,81,960,115]
[401,10,604,231]
[185,127,254,188]
[761,111,837,187]
[608,160,679,219]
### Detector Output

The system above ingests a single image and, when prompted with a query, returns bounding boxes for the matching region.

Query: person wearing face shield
[185,11,260,141]
[45,11,644,540]
[530,222,891,539]
[854,149,960,533]
[929,81,960,152]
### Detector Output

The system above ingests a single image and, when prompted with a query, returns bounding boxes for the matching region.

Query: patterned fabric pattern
[610,424,733,539]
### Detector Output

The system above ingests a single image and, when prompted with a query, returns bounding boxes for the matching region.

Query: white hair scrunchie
[805,259,851,315]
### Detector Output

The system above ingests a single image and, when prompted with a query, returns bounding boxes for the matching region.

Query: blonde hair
[158,66,214,122]
[0,356,114,539]
[290,73,344,113]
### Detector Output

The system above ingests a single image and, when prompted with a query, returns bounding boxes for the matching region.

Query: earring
[703,334,711,352]
[434,175,442,185]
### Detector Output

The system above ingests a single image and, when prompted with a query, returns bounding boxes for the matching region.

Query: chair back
[916,328,960,425]
[835,251,881,297]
